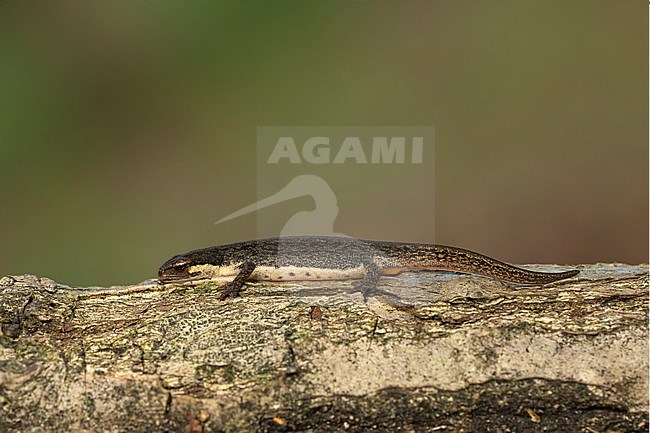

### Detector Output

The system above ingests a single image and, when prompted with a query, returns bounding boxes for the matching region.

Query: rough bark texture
[0,264,648,433]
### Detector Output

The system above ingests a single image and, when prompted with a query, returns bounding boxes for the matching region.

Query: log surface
[0,264,648,432]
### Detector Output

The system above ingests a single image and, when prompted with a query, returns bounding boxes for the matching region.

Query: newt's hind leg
[349,261,398,302]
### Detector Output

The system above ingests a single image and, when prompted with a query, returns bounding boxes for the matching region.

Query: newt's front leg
[219,261,256,300]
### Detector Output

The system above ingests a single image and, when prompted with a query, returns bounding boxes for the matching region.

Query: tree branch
[0,265,647,432]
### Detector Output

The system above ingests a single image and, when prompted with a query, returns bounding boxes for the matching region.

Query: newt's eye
[172,261,189,272]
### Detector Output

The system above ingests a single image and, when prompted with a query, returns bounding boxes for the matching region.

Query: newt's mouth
[158,264,223,283]
[157,268,198,283]
[158,276,185,284]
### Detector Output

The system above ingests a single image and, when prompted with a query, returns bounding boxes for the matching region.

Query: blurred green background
[0,1,647,286]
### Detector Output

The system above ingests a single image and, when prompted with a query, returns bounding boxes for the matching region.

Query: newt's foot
[352,280,374,301]
[350,281,400,303]
[219,282,243,300]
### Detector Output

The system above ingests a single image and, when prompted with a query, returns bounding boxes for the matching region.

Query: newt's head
[158,248,227,283]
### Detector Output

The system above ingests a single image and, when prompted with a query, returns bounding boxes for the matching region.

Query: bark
[0,264,648,433]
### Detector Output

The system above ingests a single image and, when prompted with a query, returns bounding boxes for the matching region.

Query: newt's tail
[491,268,580,285]
[372,241,580,285]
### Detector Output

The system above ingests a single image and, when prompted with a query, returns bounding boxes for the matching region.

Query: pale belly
[250,265,366,281]
[189,263,421,282]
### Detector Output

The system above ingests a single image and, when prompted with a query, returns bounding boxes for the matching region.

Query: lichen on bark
[0,265,647,432]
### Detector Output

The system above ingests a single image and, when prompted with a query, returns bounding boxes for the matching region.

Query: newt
[158,236,579,300]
